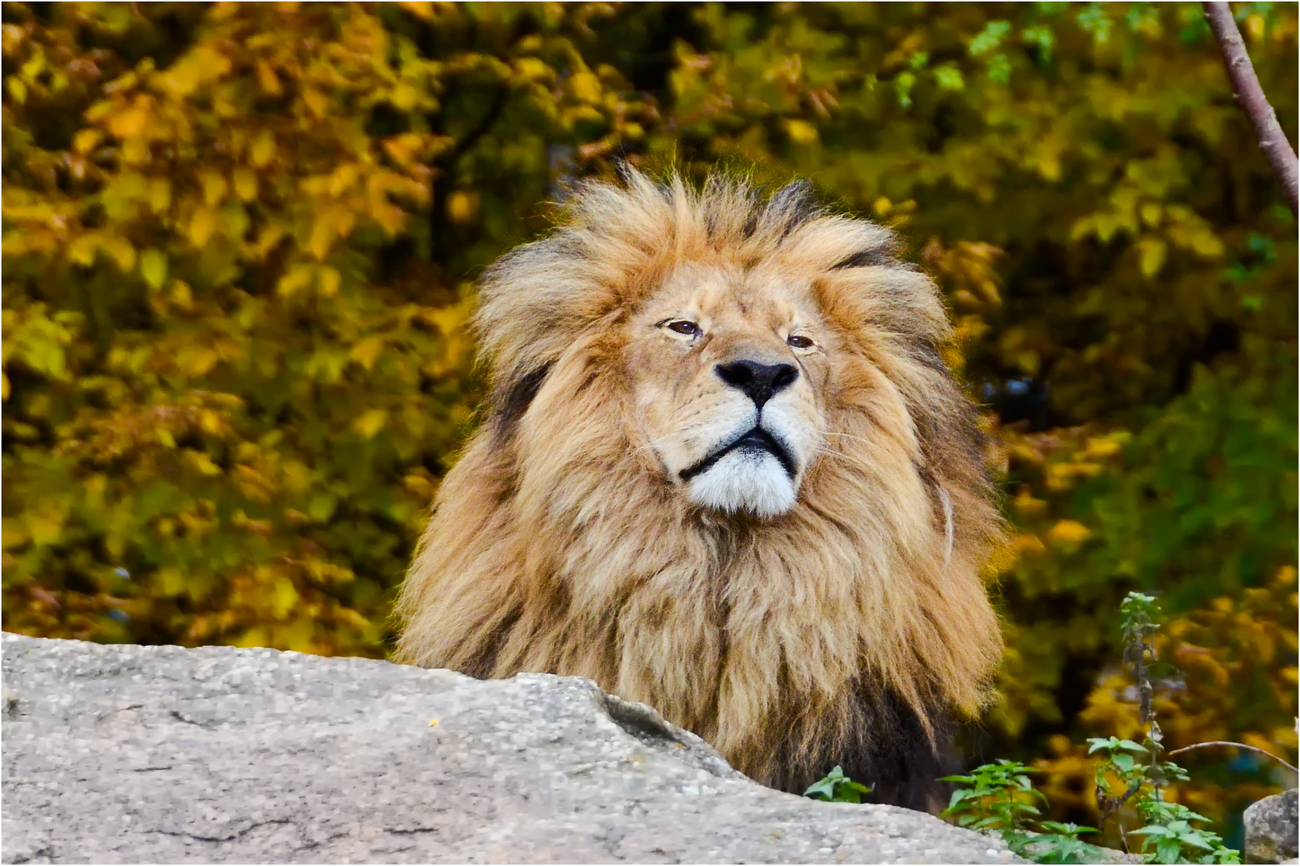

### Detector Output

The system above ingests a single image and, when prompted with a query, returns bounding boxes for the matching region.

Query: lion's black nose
[715,359,799,409]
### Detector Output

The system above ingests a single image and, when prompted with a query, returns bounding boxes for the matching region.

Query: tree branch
[1166,740,1299,776]
[1202,2,1299,216]
[444,84,510,166]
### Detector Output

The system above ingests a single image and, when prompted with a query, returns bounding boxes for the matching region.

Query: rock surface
[2,633,1023,864]
[1244,788,1298,864]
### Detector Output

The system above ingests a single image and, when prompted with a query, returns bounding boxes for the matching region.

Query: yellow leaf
[2,515,28,549]
[195,43,232,76]
[370,202,406,236]
[302,88,327,118]
[190,452,222,476]
[308,218,333,260]
[181,346,219,377]
[1138,238,1166,277]
[232,167,258,202]
[256,61,281,95]
[514,57,550,81]
[276,263,314,299]
[122,136,150,165]
[1012,489,1048,517]
[350,336,384,371]
[318,266,341,298]
[158,568,186,596]
[270,577,299,617]
[105,237,136,272]
[140,248,167,289]
[307,208,355,260]
[447,190,478,225]
[976,278,1001,305]
[398,1,435,20]
[1083,434,1127,460]
[250,129,276,168]
[233,627,268,649]
[328,164,359,196]
[149,178,172,213]
[27,509,64,546]
[198,410,222,435]
[201,172,228,207]
[429,298,473,335]
[108,102,150,139]
[569,71,602,104]
[783,119,819,145]
[1046,520,1091,545]
[1012,350,1040,376]
[1191,231,1225,258]
[171,281,194,311]
[353,408,387,439]
[68,234,100,267]
[390,82,420,111]
[189,207,217,247]
[279,619,316,652]
[72,128,103,154]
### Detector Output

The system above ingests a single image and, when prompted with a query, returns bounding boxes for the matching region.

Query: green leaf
[970,20,1012,55]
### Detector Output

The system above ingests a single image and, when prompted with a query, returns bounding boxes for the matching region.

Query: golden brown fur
[394,169,1003,809]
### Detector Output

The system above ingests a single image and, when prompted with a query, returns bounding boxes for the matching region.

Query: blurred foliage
[3,0,1295,835]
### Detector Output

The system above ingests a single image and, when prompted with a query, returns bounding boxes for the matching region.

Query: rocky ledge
[1,633,1022,864]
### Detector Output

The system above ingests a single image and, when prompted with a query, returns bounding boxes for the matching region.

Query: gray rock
[1,633,1023,865]
[1245,788,1298,864]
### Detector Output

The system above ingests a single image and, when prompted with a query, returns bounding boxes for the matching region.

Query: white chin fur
[685,449,797,518]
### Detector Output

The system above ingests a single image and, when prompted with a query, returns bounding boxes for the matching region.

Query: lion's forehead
[650,263,818,328]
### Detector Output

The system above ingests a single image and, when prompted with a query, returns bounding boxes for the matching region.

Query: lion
[393,168,1003,811]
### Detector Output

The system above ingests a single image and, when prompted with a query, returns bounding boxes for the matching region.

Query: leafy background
[3,0,1295,848]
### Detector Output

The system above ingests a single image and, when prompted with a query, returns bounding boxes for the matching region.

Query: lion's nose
[715,359,799,409]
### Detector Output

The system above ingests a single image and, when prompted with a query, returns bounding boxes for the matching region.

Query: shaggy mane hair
[394,169,1003,810]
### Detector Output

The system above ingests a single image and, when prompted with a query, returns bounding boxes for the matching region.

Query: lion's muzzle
[679,425,797,483]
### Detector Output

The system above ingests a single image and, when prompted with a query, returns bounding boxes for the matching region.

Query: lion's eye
[665,320,701,337]
[787,334,815,350]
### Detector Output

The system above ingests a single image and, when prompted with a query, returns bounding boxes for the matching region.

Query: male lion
[394,169,1003,811]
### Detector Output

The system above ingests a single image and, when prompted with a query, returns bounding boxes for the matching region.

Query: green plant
[804,765,873,804]
[940,760,1101,864]
[940,592,1250,864]
[1132,800,1242,865]
[1087,592,1241,864]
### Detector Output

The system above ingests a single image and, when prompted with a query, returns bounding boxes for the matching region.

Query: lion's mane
[394,169,1003,809]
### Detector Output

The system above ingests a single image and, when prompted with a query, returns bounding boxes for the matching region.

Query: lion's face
[626,262,832,518]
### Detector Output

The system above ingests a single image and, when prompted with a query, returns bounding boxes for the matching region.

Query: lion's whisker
[822,431,880,447]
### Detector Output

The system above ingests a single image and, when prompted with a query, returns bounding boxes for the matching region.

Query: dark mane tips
[767,179,818,239]
[493,362,553,442]
[832,247,896,270]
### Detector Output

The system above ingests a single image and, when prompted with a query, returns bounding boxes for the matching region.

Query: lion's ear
[492,362,553,442]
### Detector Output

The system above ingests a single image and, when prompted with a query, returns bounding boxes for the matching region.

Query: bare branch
[1202,2,1299,216]
[1167,740,1299,776]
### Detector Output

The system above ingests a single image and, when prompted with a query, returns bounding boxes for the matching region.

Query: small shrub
[804,765,873,804]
